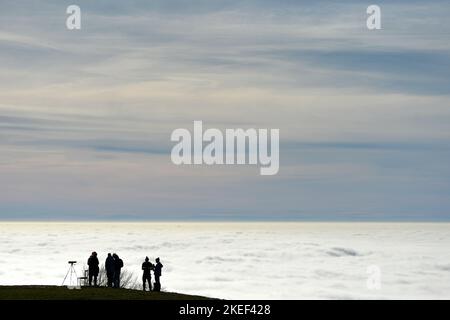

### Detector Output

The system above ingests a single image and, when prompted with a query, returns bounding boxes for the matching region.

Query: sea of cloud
[0,222,449,299]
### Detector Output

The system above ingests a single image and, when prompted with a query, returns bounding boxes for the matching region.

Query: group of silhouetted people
[141,256,163,292]
[105,253,124,288]
[87,252,163,291]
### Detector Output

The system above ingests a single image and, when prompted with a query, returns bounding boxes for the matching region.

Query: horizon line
[1,219,449,223]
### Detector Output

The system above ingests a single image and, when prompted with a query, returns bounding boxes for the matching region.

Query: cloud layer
[0,222,449,299]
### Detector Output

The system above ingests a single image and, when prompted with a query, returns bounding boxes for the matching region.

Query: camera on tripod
[62,260,81,288]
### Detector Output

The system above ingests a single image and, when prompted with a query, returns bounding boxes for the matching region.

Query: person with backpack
[112,253,123,288]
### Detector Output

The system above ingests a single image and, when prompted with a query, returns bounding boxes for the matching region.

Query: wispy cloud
[1,0,449,220]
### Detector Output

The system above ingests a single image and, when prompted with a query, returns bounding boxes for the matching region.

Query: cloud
[0,1,449,220]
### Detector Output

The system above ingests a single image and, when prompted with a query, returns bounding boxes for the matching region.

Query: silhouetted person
[87,251,99,286]
[154,257,163,292]
[105,253,115,287]
[142,256,154,291]
[113,253,123,288]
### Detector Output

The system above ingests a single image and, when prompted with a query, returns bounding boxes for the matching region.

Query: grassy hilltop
[0,286,212,300]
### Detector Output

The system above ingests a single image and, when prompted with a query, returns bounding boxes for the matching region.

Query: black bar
[1,300,448,318]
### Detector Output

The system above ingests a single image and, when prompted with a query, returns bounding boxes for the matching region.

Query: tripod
[62,261,78,287]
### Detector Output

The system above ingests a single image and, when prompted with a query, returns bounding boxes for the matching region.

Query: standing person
[154,257,163,292]
[87,252,99,286]
[142,256,154,291]
[105,253,115,287]
[112,253,123,288]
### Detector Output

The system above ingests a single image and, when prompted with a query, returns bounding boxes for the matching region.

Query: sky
[0,0,450,221]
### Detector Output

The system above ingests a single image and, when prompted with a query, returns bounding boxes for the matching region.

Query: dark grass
[0,285,213,300]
